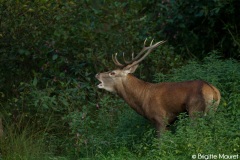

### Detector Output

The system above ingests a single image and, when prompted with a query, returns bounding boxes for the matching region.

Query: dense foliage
[146,0,240,59]
[0,0,239,159]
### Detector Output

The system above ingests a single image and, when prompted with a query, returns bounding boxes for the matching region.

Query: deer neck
[115,74,150,116]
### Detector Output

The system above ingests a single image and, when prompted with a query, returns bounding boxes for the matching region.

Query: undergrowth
[0,56,239,159]
[94,55,240,159]
[0,117,49,160]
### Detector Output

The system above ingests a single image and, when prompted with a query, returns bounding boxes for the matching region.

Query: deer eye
[109,71,115,76]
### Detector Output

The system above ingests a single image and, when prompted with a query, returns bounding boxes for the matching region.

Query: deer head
[96,39,166,93]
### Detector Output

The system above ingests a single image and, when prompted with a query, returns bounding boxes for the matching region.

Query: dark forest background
[0,0,239,159]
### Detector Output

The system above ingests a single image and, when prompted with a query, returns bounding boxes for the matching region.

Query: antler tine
[123,39,161,65]
[125,40,167,69]
[112,53,124,67]
[123,51,136,64]
[122,38,150,65]
[150,39,154,46]
[143,38,148,47]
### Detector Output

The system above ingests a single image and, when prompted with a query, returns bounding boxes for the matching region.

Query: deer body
[96,39,221,136]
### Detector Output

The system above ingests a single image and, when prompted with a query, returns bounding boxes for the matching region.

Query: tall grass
[0,117,50,160]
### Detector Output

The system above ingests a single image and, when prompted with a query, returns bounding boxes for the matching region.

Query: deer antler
[112,39,166,68]
[112,53,125,67]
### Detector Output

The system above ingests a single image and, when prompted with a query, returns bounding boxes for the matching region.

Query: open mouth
[96,74,103,88]
[97,81,103,88]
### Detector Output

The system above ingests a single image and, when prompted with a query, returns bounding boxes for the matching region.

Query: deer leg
[155,118,166,138]
[188,98,205,119]
[189,108,204,119]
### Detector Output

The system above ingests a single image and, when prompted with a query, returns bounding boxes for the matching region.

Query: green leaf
[18,49,30,56]
[33,77,38,86]
[52,54,58,60]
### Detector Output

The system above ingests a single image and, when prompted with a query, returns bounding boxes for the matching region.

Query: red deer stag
[96,39,221,137]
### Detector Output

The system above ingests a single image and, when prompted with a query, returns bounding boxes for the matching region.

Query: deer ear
[124,64,139,74]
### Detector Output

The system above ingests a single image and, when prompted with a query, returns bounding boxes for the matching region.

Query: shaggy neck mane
[115,74,150,116]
